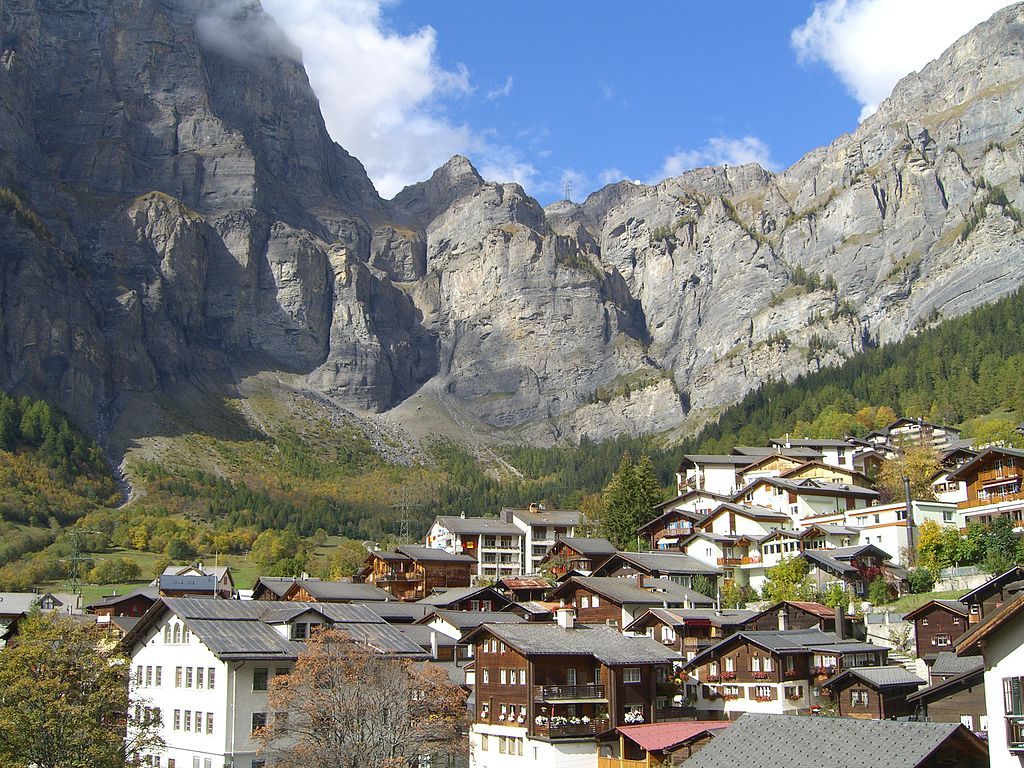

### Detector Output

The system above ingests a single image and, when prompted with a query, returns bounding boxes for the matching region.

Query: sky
[259,0,1014,204]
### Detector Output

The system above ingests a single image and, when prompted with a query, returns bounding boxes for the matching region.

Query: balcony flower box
[623,711,645,724]
[721,671,737,680]
[722,693,740,701]
[786,693,802,701]
[755,695,773,703]
[706,674,721,682]
[752,672,770,680]
[784,670,801,679]
[812,666,835,676]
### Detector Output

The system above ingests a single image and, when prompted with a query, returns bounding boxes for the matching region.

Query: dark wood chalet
[822,666,925,719]
[946,446,1024,528]
[357,545,476,601]
[624,608,757,660]
[743,600,856,637]
[548,575,713,626]
[415,585,511,612]
[906,664,987,732]
[957,564,1024,625]
[590,550,721,586]
[537,537,618,577]
[462,611,680,743]
[496,577,552,603]
[85,587,158,618]
[799,544,901,599]
[903,599,969,659]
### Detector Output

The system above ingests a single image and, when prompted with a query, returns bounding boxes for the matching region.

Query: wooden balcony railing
[959,490,1024,510]
[1008,716,1024,752]
[655,705,696,720]
[978,465,1023,484]
[534,684,606,701]
[598,757,654,768]
[535,717,610,739]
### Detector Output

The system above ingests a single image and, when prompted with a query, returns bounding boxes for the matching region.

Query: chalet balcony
[655,705,697,721]
[682,637,714,649]
[534,684,607,702]
[598,758,651,768]
[535,717,610,740]
[377,572,423,582]
[978,465,1023,485]
[960,490,1024,510]
[1008,716,1024,752]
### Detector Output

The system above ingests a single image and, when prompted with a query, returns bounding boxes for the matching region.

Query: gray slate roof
[685,629,879,669]
[682,713,978,768]
[929,651,984,677]
[365,602,432,623]
[416,586,506,606]
[295,579,393,602]
[0,592,78,616]
[823,665,925,689]
[556,537,618,556]
[626,607,757,632]
[433,515,522,536]
[395,545,477,563]
[421,609,527,630]
[557,576,714,607]
[472,622,681,665]
[598,550,722,576]
[503,507,580,526]
[86,587,159,610]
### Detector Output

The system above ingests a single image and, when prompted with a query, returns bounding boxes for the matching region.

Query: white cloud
[475,145,539,191]
[260,0,484,198]
[652,136,778,182]
[598,168,626,186]
[792,0,1014,121]
[487,76,514,100]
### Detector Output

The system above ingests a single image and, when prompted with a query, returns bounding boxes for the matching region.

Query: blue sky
[260,0,1013,203]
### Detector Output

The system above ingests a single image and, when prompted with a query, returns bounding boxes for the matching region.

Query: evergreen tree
[600,454,663,550]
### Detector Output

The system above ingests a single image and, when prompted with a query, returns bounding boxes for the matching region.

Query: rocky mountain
[1,0,1023,458]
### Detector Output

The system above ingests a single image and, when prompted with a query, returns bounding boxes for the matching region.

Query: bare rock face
[1,0,1023,447]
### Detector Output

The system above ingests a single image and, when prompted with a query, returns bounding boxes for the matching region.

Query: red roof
[786,601,835,618]
[616,721,730,752]
[500,578,551,589]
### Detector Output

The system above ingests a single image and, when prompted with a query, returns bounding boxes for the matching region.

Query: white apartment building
[426,514,525,581]
[122,598,426,768]
[500,504,579,575]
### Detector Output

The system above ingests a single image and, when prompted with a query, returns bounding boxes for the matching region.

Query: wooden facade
[828,677,919,720]
[561,584,627,624]
[744,601,844,635]
[904,601,968,658]
[361,551,473,601]
[907,671,987,730]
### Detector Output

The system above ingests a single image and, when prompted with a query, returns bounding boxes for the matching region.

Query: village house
[548,576,714,627]
[906,655,987,732]
[684,627,888,719]
[959,564,1024,625]
[843,500,960,566]
[120,597,426,768]
[155,564,235,599]
[500,504,580,575]
[496,577,552,603]
[742,600,857,637]
[357,545,477,601]
[278,578,393,603]
[640,489,728,549]
[821,666,925,719]
[537,537,618,576]
[0,590,82,646]
[624,607,758,661]
[682,713,988,768]
[597,720,731,766]
[903,599,970,660]
[426,513,526,582]
[416,585,512,612]
[768,438,859,471]
[930,445,979,504]
[462,611,680,768]
[799,543,904,599]
[590,550,722,587]
[944,446,1024,529]
[250,577,298,601]
[955,583,1024,768]
[865,418,964,453]
[736,476,880,523]
[87,587,159,618]
[676,455,761,497]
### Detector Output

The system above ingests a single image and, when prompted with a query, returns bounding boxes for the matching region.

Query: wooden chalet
[250,576,298,601]
[798,543,901,599]
[822,666,925,719]
[903,599,969,659]
[86,587,158,618]
[946,446,1024,529]
[416,585,511,612]
[538,537,617,576]
[906,658,986,731]
[589,550,722,586]
[357,545,476,601]
[624,608,757,659]
[598,721,731,766]
[957,564,1024,624]
[463,611,681,745]
[496,577,552,603]
[743,600,857,637]
[549,575,714,626]
[280,578,393,603]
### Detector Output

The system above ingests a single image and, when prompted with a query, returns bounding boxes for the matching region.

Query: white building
[956,586,1024,768]
[426,514,525,582]
[501,504,579,575]
[122,598,426,768]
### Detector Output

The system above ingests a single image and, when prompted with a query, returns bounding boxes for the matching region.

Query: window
[184,710,191,732]
[164,626,171,643]
[751,656,761,672]
[724,657,735,672]
[566,668,577,686]
[252,763,265,768]
[960,714,974,730]
[173,624,181,644]
[135,666,143,686]
[193,759,199,768]
[592,595,600,608]
[203,760,211,768]
[623,667,641,684]
[253,668,269,691]
[252,712,267,733]
[155,667,162,686]
[275,712,288,733]
[934,633,951,647]
[276,667,289,678]
[168,761,175,768]
[581,596,590,609]
[175,667,182,687]
[206,713,213,734]
[185,667,193,688]
[764,657,773,672]
[519,669,526,685]
[661,625,675,643]
[755,686,773,700]
[851,690,869,706]
[1004,677,1024,716]
[196,667,204,689]
[500,669,507,685]
[785,656,795,674]
[499,735,507,754]
[173,710,181,730]
[208,668,215,689]
[480,735,488,752]
[482,669,489,684]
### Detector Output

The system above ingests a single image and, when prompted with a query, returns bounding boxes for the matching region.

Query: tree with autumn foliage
[876,445,942,502]
[255,629,467,768]
[0,613,162,768]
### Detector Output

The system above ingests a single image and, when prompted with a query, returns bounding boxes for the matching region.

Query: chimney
[529,503,539,513]
[430,630,439,659]
[834,604,847,640]
[556,607,575,630]
[777,607,788,632]
[460,511,466,519]
[635,573,646,590]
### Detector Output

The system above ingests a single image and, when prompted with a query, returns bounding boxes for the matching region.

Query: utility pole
[564,179,572,203]
[61,530,101,597]
[391,488,420,545]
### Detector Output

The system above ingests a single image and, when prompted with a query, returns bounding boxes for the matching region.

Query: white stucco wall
[982,608,1024,768]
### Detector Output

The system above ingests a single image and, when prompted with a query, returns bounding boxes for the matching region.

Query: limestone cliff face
[1,0,1023,448]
